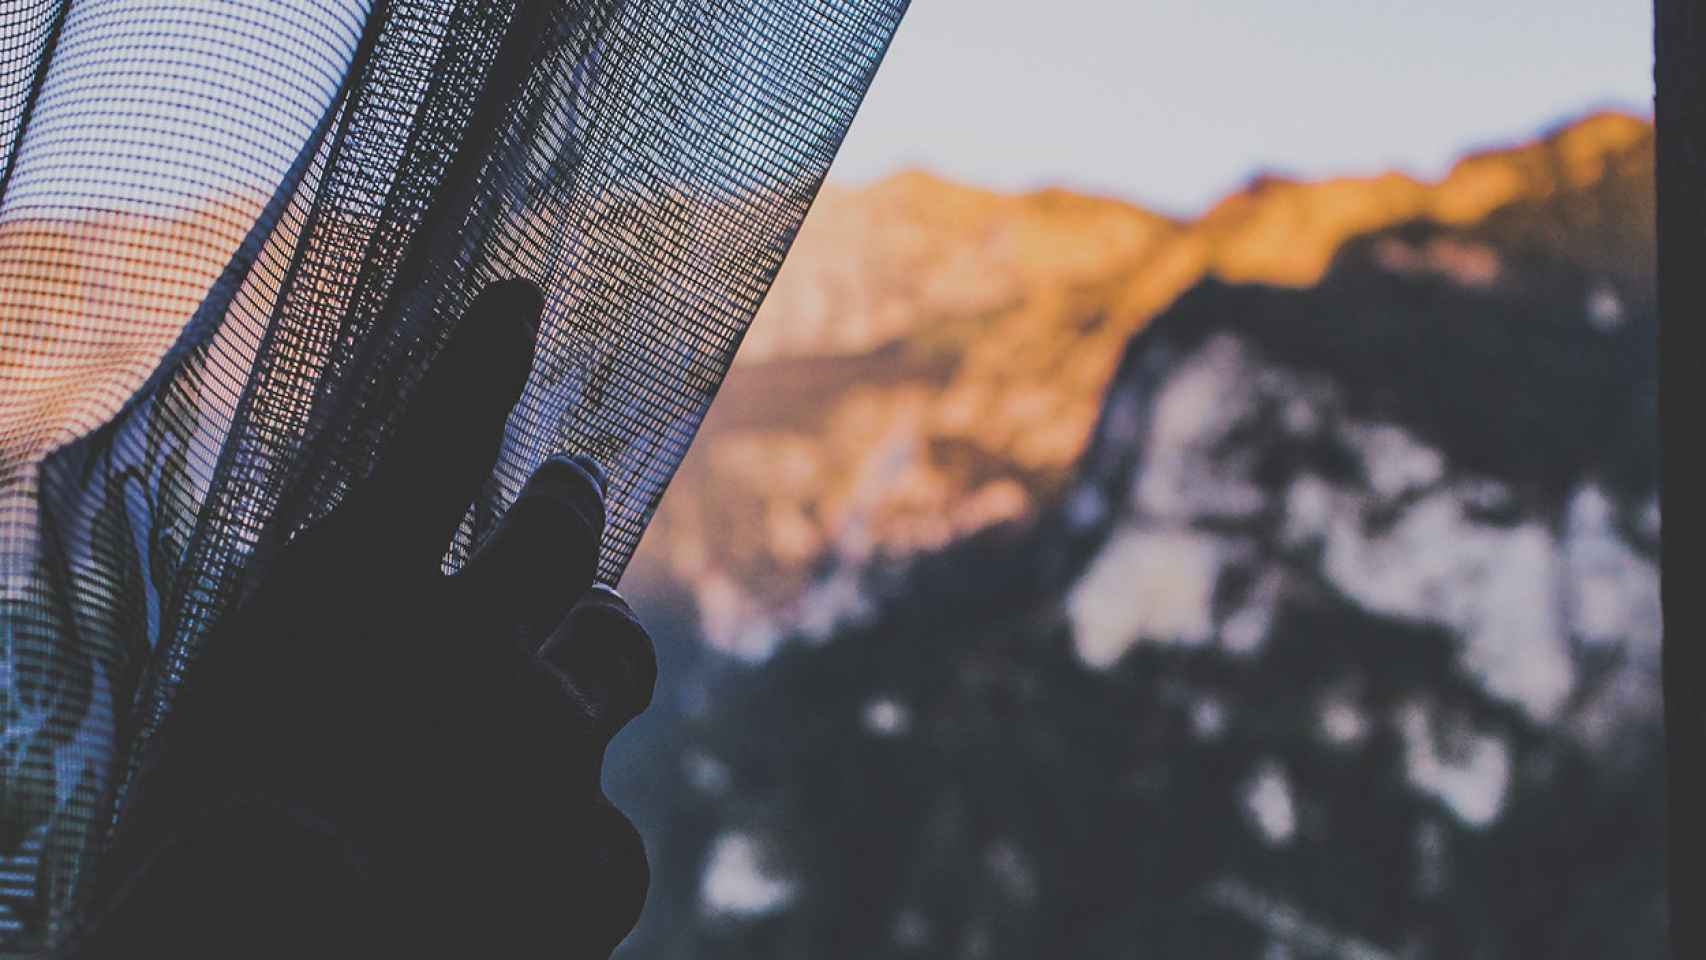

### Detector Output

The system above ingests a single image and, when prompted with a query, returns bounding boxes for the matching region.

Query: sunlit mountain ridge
[631,110,1654,657]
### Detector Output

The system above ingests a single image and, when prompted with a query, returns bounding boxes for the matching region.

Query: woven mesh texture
[0,0,905,948]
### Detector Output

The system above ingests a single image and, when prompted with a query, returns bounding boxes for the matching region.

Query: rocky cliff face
[609,111,1663,959]
[627,111,1655,661]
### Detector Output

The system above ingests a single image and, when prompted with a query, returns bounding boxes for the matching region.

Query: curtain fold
[0,0,906,947]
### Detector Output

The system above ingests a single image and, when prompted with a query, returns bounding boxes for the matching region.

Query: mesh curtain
[0,0,906,949]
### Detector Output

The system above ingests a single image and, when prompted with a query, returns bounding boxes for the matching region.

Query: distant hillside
[630,111,1655,658]
[608,111,1662,959]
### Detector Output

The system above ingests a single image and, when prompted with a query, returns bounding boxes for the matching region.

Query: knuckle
[458,453,607,639]
[580,797,650,948]
[540,589,657,731]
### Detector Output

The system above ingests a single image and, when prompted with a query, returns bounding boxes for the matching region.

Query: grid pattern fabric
[0,0,906,949]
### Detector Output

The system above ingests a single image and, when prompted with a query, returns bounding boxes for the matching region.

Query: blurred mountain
[609,110,1661,958]
[628,111,1654,660]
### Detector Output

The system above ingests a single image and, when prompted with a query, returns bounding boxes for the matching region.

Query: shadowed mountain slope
[610,110,1662,959]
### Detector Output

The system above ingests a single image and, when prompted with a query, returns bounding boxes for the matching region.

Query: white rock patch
[1136,336,1268,523]
[701,832,796,918]
[1318,694,1369,749]
[1346,423,1444,502]
[1068,527,1222,668]
[1397,703,1510,827]
[1587,281,1624,331]
[1321,491,1573,722]
[1563,484,1662,656]
[862,697,912,737]
[1244,761,1297,845]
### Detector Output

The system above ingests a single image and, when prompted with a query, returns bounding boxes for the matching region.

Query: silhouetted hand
[72,280,655,959]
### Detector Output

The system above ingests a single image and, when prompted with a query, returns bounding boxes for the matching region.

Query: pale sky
[827,1,1654,217]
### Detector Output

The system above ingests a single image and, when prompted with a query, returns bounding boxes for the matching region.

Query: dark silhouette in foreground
[69,280,657,958]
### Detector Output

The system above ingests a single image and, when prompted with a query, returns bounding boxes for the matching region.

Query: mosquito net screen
[0,0,906,947]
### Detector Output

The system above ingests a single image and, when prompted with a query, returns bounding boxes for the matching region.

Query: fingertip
[484,275,546,317]
[565,453,608,502]
[523,453,607,547]
[353,277,551,570]
[477,276,546,351]
[538,588,656,731]
[461,277,546,405]
[459,453,609,640]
